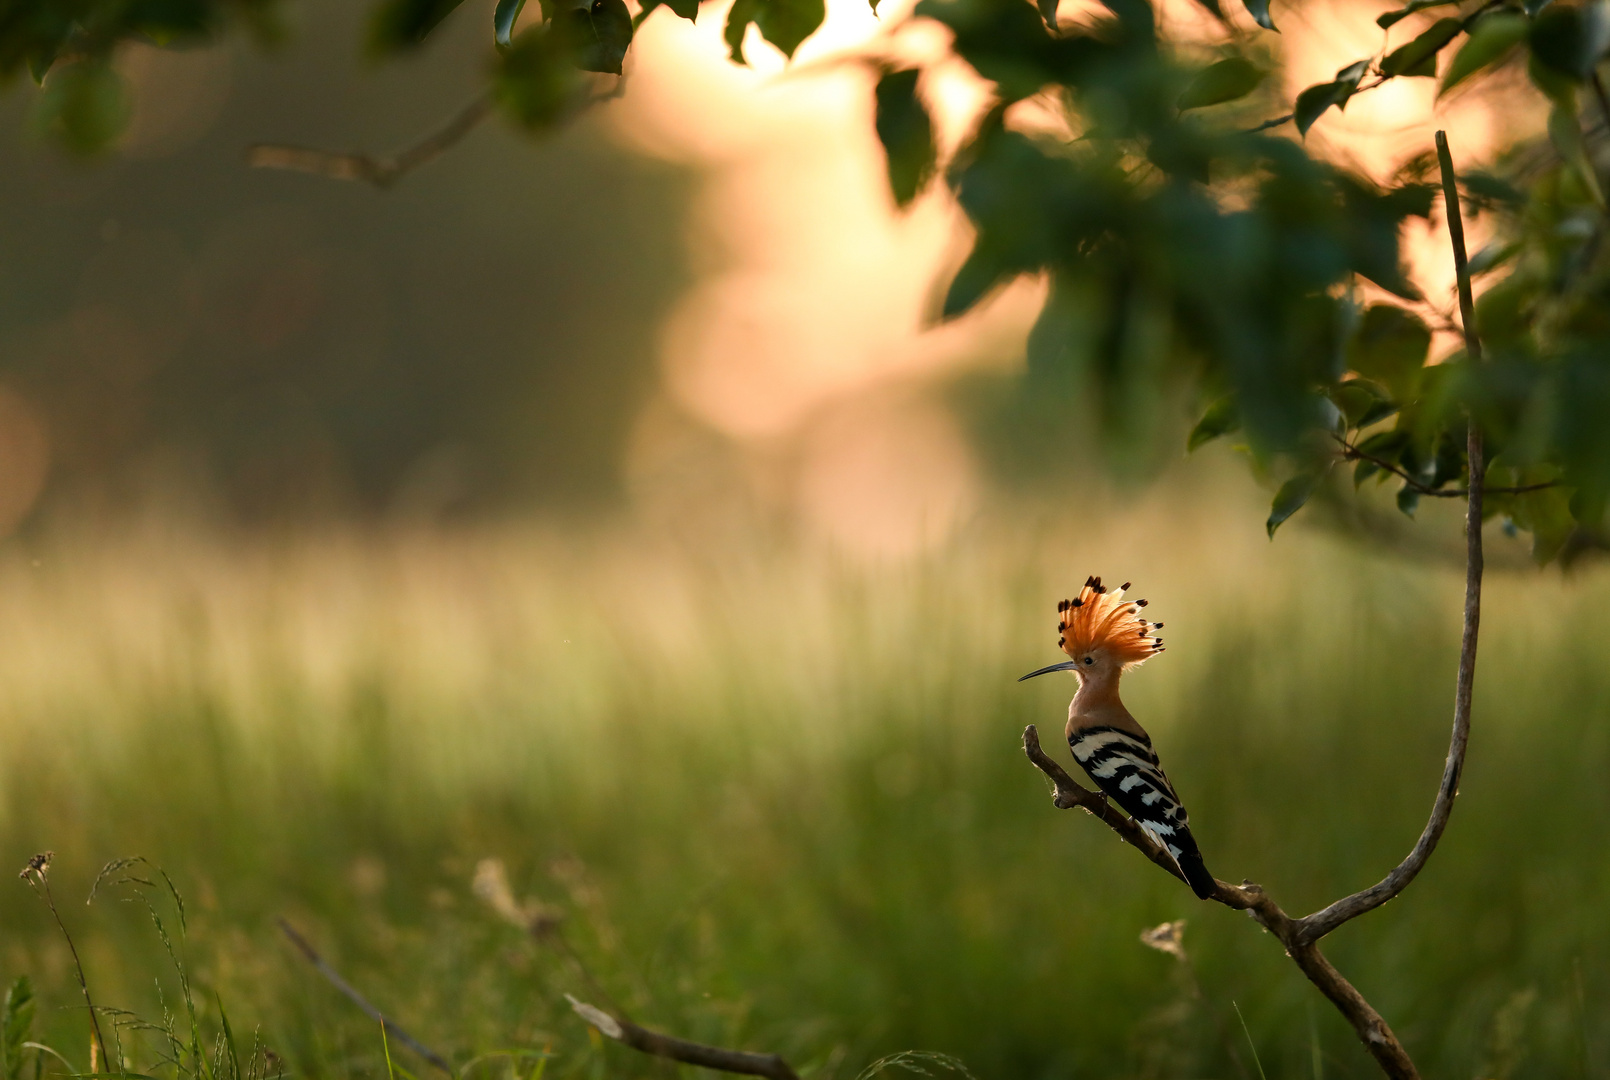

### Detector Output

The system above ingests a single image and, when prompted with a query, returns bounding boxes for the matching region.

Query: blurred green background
[1,3,1607,1080]
[0,0,690,519]
[1,491,1605,1080]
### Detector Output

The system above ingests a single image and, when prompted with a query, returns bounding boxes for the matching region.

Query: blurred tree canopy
[5,0,1610,555]
[0,2,691,520]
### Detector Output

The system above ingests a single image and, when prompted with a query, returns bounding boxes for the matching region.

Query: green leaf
[875,68,937,208]
[367,0,468,53]
[1037,0,1058,25]
[1355,428,1411,462]
[27,43,60,85]
[1187,395,1240,450]
[1329,378,1398,428]
[1354,458,1382,487]
[636,0,699,24]
[1267,467,1327,537]
[1396,483,1421,517]
[725,0,759,60]
[942,245,1011,318]
[725,0,825,61]
[1530,1,1610,78]
[1177,57,1266,110]
[1294,59,1367,135]
[492,26,588,130]
[1346,305,1430,398]
[1381,16,1463,77]
[1440,11,1527,95]
[495,0,528,46]
[911,0,1059,100]
[1466,240,1520,275]
[1241,0,1275,31]
[33,61,130,156]
[1377,0,1459,29]
[1526,486,1577,563]
[1548,99,1605,206]
[563,0,634,73]
[3,977,34,1080]
[762,0,826,56]
[1430,427,1466,488]
[1500,461,1574,563]
[1461,170,1526,209]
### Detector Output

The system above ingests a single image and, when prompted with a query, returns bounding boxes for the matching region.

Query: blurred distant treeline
[0,0,691,527]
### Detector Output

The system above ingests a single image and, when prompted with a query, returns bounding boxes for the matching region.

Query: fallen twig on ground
[564,996,800,1080]
[277,918,453,1075]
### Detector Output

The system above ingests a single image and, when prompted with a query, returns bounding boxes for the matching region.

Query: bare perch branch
[247,96,494,189]
[1284,943,1417,1077]
[1294,129,1485,945]
[565,996,800,1080]
[1021,728,1419,1078]
[1022,725,1190,886]
[277,919,454,1074]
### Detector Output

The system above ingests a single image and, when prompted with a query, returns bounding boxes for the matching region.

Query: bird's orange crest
[1056,575,1164,667]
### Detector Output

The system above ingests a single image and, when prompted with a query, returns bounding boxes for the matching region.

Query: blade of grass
[381,1022,397,1080]
[21,1045,75,1073]
[217,998,240,1080]
[1573,957,1592,1080]
[1232,1002,1269,1080]
[1308,998,1323,1080]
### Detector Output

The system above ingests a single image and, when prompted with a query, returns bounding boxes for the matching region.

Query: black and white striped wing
[1067,725,1216,898]
[1067,726,1190,853]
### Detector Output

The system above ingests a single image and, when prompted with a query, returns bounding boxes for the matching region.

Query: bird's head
[1018,575,1164,685]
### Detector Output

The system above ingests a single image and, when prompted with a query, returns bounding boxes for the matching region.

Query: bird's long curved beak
[1017,659,1081,682]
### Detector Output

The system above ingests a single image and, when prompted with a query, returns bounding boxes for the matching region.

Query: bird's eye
[1082,656,1094,665]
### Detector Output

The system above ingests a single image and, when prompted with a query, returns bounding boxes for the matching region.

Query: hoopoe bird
[1020,576,1217,899]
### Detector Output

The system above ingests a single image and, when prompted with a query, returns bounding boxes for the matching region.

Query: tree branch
[1292,129,1485,945]
[1022,130,1494,1080]
[1332,434,1550,498]
[1021,727,1417,1078]
[277,919,454,1074]
[1021,725,1193,886]
[564,996,800,1080]
[246,95,495,189]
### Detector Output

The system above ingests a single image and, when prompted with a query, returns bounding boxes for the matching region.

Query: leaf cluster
[0,0,278,153]
[7,0,1610,563]
[860,0,1610,561]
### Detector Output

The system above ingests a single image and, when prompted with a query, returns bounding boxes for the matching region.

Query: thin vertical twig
[1291,129,1484,944]
[1021,132,1493,1080]
[1440,130,1486,365]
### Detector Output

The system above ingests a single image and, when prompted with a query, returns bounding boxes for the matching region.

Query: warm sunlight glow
[608,0,1541,553]
[611,0,1029,556]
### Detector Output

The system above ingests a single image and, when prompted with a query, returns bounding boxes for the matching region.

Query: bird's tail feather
[1177,848,1216,900]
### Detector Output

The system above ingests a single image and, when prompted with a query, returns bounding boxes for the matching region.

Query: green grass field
[0,485,1605,1080]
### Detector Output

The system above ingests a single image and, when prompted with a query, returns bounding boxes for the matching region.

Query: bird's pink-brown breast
[1056,575,1164,666]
